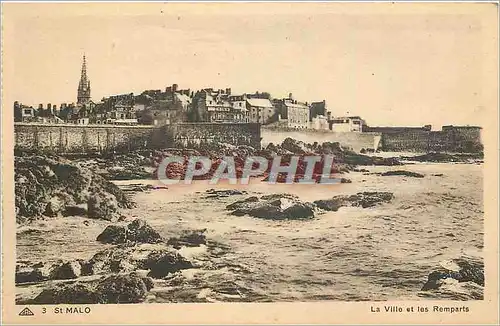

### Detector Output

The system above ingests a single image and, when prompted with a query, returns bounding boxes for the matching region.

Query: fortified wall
[377,126,483,153]
[14,123,261,154]
[261,127,382,152]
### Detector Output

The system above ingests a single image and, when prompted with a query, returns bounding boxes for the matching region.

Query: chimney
[172,84,178,92]
[226,88,231,95]
[288,93,293,99]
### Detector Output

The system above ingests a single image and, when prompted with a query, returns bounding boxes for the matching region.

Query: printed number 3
[42,308,46,314]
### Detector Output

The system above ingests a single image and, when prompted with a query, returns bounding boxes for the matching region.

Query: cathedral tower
[77,54,91,105]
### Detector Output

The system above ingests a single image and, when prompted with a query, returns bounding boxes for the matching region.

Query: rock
[313,198,344,212]
[49,261,82,280]
[340,178,352,183]
[141,275,155,291]
[44,196,65,217]
[32,272,155,304]
[314,191,394,211]
[87,191,120,221]
[15,265,51,284]
[96,219,162,244]
[205,189,245,198]
[403,152,484,163]
[63,205,88,217]
[145,250,193,278]
[227,194,315,220]
[343,153,402,166]
[353,168,370,173]
[280,137,310,154]
[421,256,484,292]
[83,247,137,275]
[167,229,207,249]
[120,184,156,193]
[418,279,484,300]
[96,274,151,303]
[380,170,425,178]
[260,193,299,200]
[96,225,128,244]
[225,197,259,211]
[346,192,394,208]
[33,283,101,304]
[127,219,163,244]
[106,166,151,181]
[15,155,134,224]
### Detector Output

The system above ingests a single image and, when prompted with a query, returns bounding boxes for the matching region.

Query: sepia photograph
[1,1,498,324]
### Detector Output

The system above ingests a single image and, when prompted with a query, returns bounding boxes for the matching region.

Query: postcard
[1,2,498,324]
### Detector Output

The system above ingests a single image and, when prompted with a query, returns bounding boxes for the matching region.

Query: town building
[14,102,36,122]
[273,93,310,129]
[329,116,366,132]
[192,88,248,123]
[246,98,275,124]
[310,100,328,120]
[310,115,330,130]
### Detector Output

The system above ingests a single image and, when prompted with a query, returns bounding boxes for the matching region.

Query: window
[24,109,32,115]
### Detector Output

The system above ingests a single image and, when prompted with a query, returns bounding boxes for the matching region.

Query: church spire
[77,54,91,105]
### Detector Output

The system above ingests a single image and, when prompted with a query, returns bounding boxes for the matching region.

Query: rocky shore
[15,139,484,302]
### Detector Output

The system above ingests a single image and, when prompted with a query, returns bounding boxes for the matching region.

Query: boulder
[44,195,66,217]
[227,194,315,220]
[96,225,128,244]
[281,138,309,154]
[167,229,207,249]
[343,153,402,166]
[314,192,394,211]
[346,192,394,208]
[32,273,154,304]
[83,247,137,275]
[421,256,484,291]
[15,265,51,284]
[127,219,163,244]
[63,205,88,217]
[313,198,345,212]
[418,279,484,300]
[33,283,101,304]
[87,191,120,221]
[15,155,134,224]
[380,170,424,178]
[145,249,193,278]
[49,261,82,280]
[226,197,259,211]
[205,189,246,198]
[96,219,162,244]
[106,166,151,181]
[96,274,151,304]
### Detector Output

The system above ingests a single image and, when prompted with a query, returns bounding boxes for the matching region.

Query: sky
[2,3,498,129]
